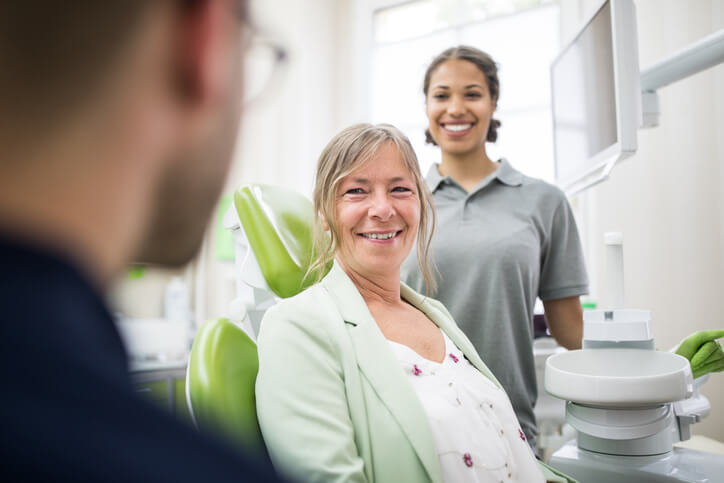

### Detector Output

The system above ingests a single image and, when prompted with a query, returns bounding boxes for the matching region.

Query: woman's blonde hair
[308,123,437,295]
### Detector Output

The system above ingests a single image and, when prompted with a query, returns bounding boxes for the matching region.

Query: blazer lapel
[321,263,443,483]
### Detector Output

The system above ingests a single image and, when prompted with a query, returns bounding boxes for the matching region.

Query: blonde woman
[255,123,572,483]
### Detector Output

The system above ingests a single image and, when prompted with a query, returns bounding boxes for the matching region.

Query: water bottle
[164,277,190,324]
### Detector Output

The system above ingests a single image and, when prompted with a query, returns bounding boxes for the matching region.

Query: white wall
[565,0,724,442]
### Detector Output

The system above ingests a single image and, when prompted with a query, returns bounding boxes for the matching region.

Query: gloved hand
[674,330,724,379]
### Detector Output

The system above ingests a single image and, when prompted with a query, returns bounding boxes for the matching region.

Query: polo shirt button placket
[461,197,473,223]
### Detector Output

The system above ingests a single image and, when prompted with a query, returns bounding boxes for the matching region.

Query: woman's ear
[318,211,330,231]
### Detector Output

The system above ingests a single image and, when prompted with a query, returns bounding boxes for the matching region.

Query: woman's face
[425,58,496,158]
[334,142,420,280]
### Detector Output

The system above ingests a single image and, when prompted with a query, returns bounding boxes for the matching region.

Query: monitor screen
[551,0,640,194]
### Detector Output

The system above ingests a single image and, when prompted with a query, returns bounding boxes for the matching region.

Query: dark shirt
[0,235,283,482]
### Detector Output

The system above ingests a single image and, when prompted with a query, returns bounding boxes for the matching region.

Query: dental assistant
[402,46,588,448]
[255,123,572,483]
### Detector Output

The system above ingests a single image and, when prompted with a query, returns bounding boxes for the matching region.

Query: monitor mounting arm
[640,28,724,128]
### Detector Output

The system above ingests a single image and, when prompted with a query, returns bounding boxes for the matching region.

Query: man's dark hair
[0,1,156,138]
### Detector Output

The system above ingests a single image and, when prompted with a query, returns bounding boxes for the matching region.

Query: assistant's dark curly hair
[423,45,501,145]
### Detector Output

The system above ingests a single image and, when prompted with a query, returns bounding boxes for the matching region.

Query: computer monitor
[551,0,641,195]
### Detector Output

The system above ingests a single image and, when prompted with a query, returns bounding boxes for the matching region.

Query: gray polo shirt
[401,159,588,446]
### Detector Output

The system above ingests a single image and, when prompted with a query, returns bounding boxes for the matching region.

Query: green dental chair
[185,184,331,454]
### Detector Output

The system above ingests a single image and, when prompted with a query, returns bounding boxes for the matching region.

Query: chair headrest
[232,184,331,298]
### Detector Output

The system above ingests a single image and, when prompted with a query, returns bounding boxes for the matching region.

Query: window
[370,0,560,182]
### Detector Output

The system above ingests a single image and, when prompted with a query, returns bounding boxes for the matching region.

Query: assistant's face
[334,143,420,280]
[141,15,245,266]
[425,58,496,158]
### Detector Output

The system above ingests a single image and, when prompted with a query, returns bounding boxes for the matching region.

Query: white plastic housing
[583,309,652,342]
[604,231,624,308]
[545,348,693,408]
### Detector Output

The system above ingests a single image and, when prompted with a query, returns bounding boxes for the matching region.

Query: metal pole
[640,29,724,92]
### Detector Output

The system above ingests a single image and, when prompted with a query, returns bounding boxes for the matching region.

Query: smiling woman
[425,57,498,171]
[254,123,573,483]
[308,123,437,294]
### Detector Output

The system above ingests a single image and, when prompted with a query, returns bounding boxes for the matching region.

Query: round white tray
[544,349,693,408]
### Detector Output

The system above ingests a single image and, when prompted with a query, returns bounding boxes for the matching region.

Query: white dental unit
[544,0,724,480]
[545,233,723,481]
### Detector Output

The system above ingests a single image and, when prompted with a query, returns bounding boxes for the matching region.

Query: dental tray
[545,349,693,408]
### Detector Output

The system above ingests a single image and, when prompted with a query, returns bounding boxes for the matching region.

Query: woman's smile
[358,229,403,242]
[440,121,476,137]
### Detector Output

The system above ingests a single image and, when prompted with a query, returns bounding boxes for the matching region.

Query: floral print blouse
[386,331,545,483]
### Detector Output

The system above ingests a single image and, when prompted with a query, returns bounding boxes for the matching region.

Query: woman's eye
[433,93,448,100]
[344,188,364,195]
[465,92,482,99]
[392,186,412,193]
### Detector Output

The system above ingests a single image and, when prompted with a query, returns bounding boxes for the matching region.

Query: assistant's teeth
[444,123,472,132]
[362,232,397,240]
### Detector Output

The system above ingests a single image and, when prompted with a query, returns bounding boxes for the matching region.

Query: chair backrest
[186,185,331,454]
[186,317,265,454]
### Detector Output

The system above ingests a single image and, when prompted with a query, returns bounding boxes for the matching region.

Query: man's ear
[174,0,232,106]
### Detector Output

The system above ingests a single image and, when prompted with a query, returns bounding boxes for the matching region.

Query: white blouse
[386,331,545,483]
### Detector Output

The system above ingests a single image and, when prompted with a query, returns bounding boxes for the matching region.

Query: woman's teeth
[362,232,397,240]
[444,123,472,132]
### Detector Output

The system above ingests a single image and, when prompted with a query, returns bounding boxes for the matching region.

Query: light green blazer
[255,262,572,483]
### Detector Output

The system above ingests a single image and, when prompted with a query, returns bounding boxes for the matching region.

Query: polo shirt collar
[495,158,524,186]
[425,158,523,193]
[425,162,446,192]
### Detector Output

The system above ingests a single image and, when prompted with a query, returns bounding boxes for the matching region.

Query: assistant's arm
[255,301,368,483]
[539,191,587,351]
[543,296,583,350]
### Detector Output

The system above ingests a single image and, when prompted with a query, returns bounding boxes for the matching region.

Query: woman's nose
[368,193,394,220]
[447,95,465,115]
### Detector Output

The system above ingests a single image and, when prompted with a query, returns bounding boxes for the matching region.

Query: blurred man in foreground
[0,1,283,480]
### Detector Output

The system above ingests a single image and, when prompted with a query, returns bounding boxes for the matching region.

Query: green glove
[674,330,724,379]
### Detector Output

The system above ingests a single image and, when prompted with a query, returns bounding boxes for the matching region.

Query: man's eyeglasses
[242,29,287,107]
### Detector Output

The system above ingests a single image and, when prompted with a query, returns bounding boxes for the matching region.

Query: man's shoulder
[0,239,284,481]
[1,367,282,482]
